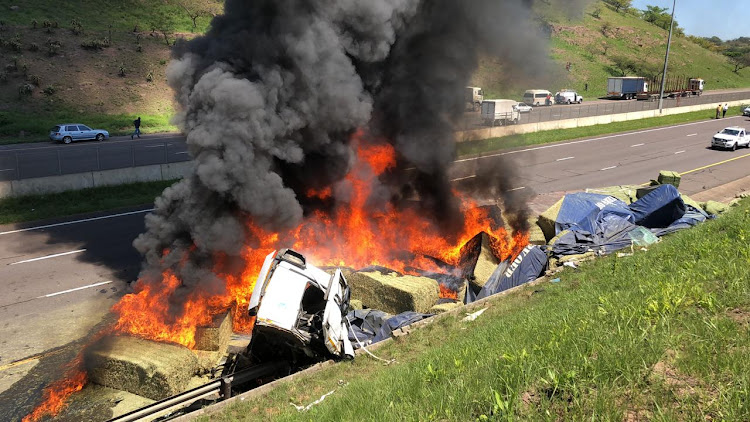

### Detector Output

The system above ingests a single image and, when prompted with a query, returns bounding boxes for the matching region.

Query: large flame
[113,130,528,348]
[22,358,86,422]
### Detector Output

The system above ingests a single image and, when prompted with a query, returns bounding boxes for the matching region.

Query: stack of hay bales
[537,198,564,242]
[193,312,233,372]
[657,170,681,188]
[348,270,440,314]
[457,232,501,292]
[586,185,640,204]
[85,336,200,400]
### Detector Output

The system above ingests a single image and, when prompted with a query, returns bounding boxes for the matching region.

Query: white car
[743,106,750,117]
[711,127,748,151]
[513,102,533,113]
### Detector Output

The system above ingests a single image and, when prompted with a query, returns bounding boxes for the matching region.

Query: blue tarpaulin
[629,184,686,228]
[554,193,634,235]
[472,246,547,301]
[346,309,432,348]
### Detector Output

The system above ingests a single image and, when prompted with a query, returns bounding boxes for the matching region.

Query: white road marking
[0,168,15,172]
[508,186,526,191]
[454,117,743,164]
[0,209,154,236]
[686,133,698,137]
[675,150,686,154]
[556,156,574,161]
[600,166,617,171]
[630,143,645,147]
[450,175,476,182]
[37,280,113,298]
[9,249,86,265]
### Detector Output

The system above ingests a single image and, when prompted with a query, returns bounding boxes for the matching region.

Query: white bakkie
[711,126,748,151]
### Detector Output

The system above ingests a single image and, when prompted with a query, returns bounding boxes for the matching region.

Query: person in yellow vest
[716,104,722,119]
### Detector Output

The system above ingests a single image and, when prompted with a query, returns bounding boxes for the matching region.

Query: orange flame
[22,358,87,422]
[112,130,528,348]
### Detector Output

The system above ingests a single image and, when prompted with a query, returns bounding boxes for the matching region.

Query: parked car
[49,124,109,144]
[555,90,583,104]
[743,106,750,117]
[513,102,533,113]
[523,89,554,106]
[711,127,748,151]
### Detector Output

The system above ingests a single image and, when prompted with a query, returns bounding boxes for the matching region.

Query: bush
[591,7,602,19]
[18,83,34,98]
[118,64,126,77]
[27,74,40,86]
[80,37,110,50]
[43,85,55,95]
[146,70,154,82]
[71,19,83,35]
[28,42,39,52]
[46,38,60,56]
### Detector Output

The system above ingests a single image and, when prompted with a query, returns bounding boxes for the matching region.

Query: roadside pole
[658,0,677,114]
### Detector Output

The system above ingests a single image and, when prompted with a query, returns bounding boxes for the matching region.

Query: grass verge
[457,107,748,156]
[0,180,176,225]
[199,198,750,421]
[0,110,177,145]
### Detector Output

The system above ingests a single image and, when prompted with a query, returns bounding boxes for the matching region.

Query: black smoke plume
[133,0,587,293]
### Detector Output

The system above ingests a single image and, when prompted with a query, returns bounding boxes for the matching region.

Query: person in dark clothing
[131,117,141,139]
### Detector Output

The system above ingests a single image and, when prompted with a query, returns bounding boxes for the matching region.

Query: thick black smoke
[133,0,586,293]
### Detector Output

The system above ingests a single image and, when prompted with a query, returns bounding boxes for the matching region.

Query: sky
[630,0,749,40]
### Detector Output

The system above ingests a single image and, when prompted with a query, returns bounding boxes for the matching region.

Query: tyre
[578,99,583,104]
[63,136,72,144]
[567,100,571,105]
[513,118,519,125]
[96,133,105,142]
[732,143,737,151]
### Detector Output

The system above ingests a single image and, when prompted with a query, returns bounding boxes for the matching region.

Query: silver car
[743,106,750,117]
[49,123,109,144]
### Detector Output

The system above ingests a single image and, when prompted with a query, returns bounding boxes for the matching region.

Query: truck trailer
[481,99,521,126]
[636,76,704,101]
[607,77,648,100]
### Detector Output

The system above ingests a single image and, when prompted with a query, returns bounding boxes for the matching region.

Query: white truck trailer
[481,99,521,126]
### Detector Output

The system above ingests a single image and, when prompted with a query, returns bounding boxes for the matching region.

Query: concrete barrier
[459,98,750,142]
[0,161,194,199]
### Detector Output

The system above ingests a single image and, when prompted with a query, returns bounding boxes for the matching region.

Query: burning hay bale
[458,232,500,290]
[194,312,232,352]
[348,270,439,315]
[85,335,199,400]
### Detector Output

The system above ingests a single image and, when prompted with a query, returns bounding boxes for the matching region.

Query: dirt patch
[648,350,718,410]
[727,308,750,328]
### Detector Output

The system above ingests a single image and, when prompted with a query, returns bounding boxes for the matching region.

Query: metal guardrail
[459,90,750,130]
[0,140,191,182]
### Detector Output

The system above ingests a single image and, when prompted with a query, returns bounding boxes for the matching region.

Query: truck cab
[689,78,704,96]
[466,86,484,111]
[247,249,354,365]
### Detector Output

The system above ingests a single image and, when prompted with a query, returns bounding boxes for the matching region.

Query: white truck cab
[248,249,354,363]
[711,127,748,151]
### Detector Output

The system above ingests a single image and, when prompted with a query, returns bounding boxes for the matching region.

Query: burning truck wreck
[18,0,592,420]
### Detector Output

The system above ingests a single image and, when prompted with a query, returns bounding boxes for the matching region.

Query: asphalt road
[1,115,749,414]
[1,88,748,181]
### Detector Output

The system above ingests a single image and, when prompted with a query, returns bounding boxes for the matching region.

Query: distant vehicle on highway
[523,89,554,106]
[711,126,748,151]
[465,86,484,111]
[607,77,648,100]
[50,124,110,144]
[513,102,533,113]
[743,106,750,117]
[555,90,583,104]
[481,99,520,126]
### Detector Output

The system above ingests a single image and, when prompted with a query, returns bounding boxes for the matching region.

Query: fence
[459,90,750,130]
[0,140,191,182]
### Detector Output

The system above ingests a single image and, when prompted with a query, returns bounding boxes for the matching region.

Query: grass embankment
[458,106,747,156]
[0,180,176,225]
[201,199,750,421]
[0,110,176,145]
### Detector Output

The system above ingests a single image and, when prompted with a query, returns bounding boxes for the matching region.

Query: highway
[1,115,749,418]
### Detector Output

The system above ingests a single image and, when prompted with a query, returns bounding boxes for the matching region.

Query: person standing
[131,117,141,139]
[716,104,722,119]
[722,103,728,118]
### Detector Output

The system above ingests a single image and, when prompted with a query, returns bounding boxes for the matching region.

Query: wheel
[513,118,519,125]
[63,136,72,144]
[567,100,571,105]
[578,99,583,104]
[96,133,105,142]
[732,143,737,151]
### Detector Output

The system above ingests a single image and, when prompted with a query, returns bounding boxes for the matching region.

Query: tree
[173,0,222,30]
[641,5,683,35]
[728,52,750,73]
[603,0,631,13]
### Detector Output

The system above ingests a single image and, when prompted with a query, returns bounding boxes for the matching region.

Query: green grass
[0,110,177,144]
[199,198,750,421]
[0,180,176,225]
[457,106,747,156]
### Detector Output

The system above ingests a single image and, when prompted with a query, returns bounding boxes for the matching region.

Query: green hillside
[474,1,750,99]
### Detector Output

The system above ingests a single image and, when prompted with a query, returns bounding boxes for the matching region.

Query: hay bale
[85,335,199,400]
[657,171,681,188]
[457,232,500,290]
[430,302,462,314]
[527,219,547,245]
[194,312,232,352]
[537,197,564,242]
[348,270,439,314]
[349,299,363,310]
[703,200,729,215]
[586,185,640,204]
[680,194,702,211]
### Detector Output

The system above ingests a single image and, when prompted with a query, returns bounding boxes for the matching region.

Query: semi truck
[481,99,521,126]
[636,76,704,101]
[607,77,648,100]
[466,86,484,111]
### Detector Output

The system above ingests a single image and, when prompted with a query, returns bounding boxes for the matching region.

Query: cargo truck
[481,99,521,126]
[607,77,648,100]
[466,86,484,111]
[636,76,704,101]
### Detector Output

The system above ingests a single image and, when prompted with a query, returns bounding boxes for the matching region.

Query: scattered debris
[462,308,488,322]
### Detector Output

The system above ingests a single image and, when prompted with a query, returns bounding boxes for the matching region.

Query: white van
[523,89,553,106]
[555,90,583,104]
[481,99,521,126]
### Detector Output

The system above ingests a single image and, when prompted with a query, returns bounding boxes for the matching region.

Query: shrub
[43,85,55,95]
[80,37,110,50]
[46,38,60,56]
[27,74,40,86]
[118,64,126,77]
[136,43,143,52]
[591,7,602,19]
[18,83,34,98]
[71,19,83,35]
[28,42,39,52]
[146,70,154,82]
[31,20,38,29]
[51,21,59,28]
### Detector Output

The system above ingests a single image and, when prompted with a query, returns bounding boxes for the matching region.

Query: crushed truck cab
[247,249,354,364]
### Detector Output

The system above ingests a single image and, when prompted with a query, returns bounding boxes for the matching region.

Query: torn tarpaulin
[465,245,547,303]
